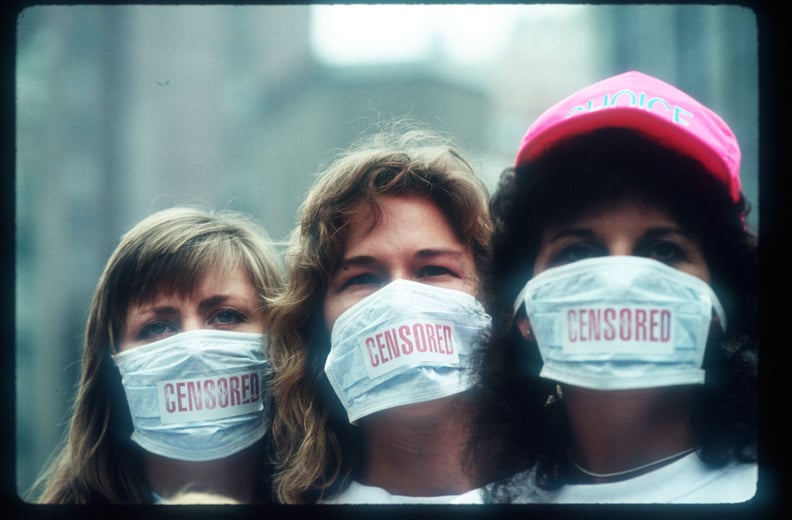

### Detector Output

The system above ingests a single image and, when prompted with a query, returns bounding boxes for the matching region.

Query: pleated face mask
[513,256,726,390]
[324,279,491,423]
[112,329,270,461]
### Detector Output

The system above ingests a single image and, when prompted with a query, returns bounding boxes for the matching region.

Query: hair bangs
[127,234,247,306]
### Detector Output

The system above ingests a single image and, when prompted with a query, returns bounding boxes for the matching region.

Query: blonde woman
[34,207,283,503]
[268,128,493,504]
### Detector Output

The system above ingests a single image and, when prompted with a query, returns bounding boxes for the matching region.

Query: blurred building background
[14,4,758,498]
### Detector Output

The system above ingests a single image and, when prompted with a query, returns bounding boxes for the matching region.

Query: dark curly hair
[467,127,758,493]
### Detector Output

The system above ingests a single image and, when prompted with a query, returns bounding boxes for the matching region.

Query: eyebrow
[337,255,377,270]
[197,294,234,313]
[338,248,466,269]
[642,227,692,239]
[415,248,466,261]
[544,228,597,244]
[127,304,180,319]
[546,226,690,243]
[130,294,248,318]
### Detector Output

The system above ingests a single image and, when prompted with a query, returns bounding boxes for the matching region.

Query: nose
[388,268,411,284]
[181,314,204,332]
[608,237,634,257]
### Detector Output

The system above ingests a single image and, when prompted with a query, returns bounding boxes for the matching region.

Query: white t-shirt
[491,453,757,504]
[318,480,485,504]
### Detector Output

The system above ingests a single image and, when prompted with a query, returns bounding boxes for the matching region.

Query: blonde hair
[34,206,283,503]
[268,128,491,503]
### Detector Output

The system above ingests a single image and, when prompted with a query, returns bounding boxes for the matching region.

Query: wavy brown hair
[33,206,283,503]
[267,127,491,504]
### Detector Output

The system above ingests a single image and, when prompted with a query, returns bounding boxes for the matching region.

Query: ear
[516,315,534,341]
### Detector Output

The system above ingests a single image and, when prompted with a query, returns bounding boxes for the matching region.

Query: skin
[324,194,478,329]
[119,266,267,502]
[530,200,710,282]
[121,265,266,351]
[517,200,710,482]
[323,194,481,496]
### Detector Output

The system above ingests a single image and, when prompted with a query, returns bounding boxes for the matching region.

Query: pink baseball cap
[514,71,742,202]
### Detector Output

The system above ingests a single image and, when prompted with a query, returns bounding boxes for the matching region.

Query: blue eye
[213,309,247,325]
[138,321,177,341]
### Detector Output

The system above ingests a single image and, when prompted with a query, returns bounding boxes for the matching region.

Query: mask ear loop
[512,284,529,319]
[515,286,555,411]
[709,291,728,333]
[711,312,724,332]
[512,284,536,341]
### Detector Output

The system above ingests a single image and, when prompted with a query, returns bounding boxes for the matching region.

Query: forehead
[343,194,462,251]
[544,198,680,234]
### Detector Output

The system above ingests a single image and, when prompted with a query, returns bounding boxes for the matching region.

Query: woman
[469,71,758,503]
[34,206,283,503]
[267,127,493,503]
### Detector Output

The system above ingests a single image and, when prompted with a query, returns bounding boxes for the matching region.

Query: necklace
[569,446,699,479]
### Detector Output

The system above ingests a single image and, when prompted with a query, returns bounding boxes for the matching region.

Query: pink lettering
[217,378,229,408]
[443,325,454,355]
[186,381,202,411]
[635,308,647,341]
[164,383,176,413]
[399,325,414,354]
[250,372,260,402]
[649,309,659,341]
[229,375,241,406]
[176,382,188,412]
[579,308,590,341]
[619,308,632,341]
[241,374,250,404]
[203,379,217,409]
[567,307,672,345]
[376,333,389,364]
[603,308,616,340]
[434,324,446,354]
[568,309,578,342]
[366,337,379,368]
[661,310,671,341]
[160,372,263,418]
[587,308,601,341]
[413,323,427,352]
[425,323,438,353]
[384,329,401,361]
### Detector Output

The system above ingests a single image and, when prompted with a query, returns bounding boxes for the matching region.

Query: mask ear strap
[512,284,537,341]
[706,288,728,332]
[512,284,530,318]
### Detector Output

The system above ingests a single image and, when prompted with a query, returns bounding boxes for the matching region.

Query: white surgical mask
[112,329,270,461]
[325,279,491,423]
[514,256,726,390]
